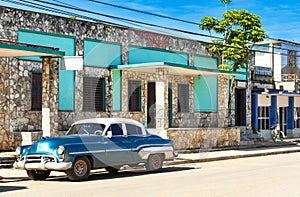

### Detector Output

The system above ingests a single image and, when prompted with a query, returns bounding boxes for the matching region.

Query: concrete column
[156,82,165,129]
[42,57,59,137]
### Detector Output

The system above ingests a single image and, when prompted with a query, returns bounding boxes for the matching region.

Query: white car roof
[72,118,144,128]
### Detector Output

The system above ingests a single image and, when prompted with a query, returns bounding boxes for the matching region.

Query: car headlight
[57,145,65,155]
[15,146,21,156]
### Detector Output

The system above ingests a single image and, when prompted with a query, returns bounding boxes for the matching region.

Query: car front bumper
[13,160,72,171]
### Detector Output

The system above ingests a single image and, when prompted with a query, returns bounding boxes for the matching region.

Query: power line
[34,0,300,52]
[88,0,200,26]
[0,0,120,25]
[2,0,300,58]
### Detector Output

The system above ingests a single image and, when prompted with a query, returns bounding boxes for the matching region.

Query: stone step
[0,156,15,168]
[0,163,13,168]
[240,140,255,146]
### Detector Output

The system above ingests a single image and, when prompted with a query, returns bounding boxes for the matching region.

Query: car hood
[27,135,100,155]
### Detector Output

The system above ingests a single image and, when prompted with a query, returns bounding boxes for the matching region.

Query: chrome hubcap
[74,160,87,176]
[150,155,161,169]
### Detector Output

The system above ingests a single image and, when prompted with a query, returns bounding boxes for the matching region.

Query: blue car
[14,118,177,181]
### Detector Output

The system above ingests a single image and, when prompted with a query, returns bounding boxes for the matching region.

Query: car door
[125,123,147,162]
[104,123,134,165]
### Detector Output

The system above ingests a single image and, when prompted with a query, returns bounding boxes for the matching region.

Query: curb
[166,147,300,165]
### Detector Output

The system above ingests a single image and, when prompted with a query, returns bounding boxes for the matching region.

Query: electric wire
[33,0,300,55]
[1,0,300,58]
[87,0,200,26]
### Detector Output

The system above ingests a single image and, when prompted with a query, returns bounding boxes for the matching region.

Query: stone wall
[0,6,237,150]
[167,127,240,150]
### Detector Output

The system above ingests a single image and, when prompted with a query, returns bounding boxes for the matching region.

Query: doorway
[235,88,246,126]
[147,82,156,128]
[278,107,287,135]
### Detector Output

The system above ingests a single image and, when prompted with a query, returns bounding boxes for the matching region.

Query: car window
[109,124,124,136]
[125,124,143,135]
[67,123,106,135]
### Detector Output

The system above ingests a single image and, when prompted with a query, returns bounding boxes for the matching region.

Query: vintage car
[14,118,177,181]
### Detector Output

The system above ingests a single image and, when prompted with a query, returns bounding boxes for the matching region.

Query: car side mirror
[107,131,112,138]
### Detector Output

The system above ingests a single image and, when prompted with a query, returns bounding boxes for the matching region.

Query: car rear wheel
[66,156,91,181]
[146,154,163,172]
[27,170,50,181]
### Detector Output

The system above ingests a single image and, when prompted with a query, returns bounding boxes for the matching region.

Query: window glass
[258,106,270,130]
[67,124,106,135]
[295,108,300,128]
[126,124,143,135]
[83,77,105,112]
[109,124,123,136]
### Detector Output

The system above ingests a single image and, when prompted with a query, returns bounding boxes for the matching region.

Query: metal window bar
[83,77,104,112]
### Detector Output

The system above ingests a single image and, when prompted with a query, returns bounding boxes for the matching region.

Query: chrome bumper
[138,146,177,160]
[13,160,72,171]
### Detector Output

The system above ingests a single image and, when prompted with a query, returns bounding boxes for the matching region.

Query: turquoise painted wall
[194,55,218,112]
[128,46,188,65]
[84,39,122,67]
[234,67,247,81]
[112,70,122,111]
[18,29,76,111]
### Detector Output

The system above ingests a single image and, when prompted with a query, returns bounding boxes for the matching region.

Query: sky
[1,0,300,43]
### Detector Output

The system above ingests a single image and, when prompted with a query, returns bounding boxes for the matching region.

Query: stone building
[0,6,245,150]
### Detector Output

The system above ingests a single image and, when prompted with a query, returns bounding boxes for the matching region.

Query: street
[1,152,300,197]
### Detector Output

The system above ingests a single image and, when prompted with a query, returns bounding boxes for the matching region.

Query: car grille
[23,155,57,163]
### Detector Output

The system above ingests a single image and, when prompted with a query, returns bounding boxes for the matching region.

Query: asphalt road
[1,152,300,197]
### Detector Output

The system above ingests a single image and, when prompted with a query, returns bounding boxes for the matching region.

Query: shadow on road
[0,186,28,193]
[46,166,198,182]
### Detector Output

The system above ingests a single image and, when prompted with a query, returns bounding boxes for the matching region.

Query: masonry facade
[0,6,242,150]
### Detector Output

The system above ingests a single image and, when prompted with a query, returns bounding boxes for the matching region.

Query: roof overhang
[252,91,300,96]
[0,40,65,57]
[110,62,247,76]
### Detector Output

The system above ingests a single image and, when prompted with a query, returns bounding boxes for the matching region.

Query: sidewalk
[168,144,300,165]
[166,139,300,165]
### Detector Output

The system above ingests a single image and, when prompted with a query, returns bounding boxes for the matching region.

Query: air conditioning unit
[61,56,83,70]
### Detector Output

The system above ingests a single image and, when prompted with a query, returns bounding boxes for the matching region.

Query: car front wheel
[66,156,91,181]
[27,170,50,181]
[146,154,163,172]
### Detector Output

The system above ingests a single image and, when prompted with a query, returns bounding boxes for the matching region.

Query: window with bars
[128,80,141,112]
[31,73,42,110]
[178,84,189,112]
[278,107,287,133]
[258,106,270,130]
[83,77,106,112]
[294,108,300,128]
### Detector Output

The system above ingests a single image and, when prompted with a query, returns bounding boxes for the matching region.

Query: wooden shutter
[83,77,105,111]
[128,80,141,111]
[178,84,189,112]
[31,73,42,110]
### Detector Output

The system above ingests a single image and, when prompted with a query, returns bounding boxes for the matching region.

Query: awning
[0,40,65,57]
[110,62,247,76]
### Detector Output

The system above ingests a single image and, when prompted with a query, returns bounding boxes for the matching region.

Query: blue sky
[1,0,300,43]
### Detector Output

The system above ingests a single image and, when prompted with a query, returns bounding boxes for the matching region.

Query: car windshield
[67,123,106,135]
